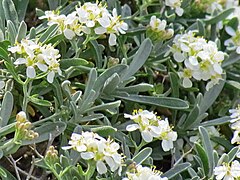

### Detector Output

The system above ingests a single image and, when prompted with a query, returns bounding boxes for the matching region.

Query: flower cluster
[170,31,225,90]
[45,146,59,164]
[15,111,39,140]
[165,0,184,16]
[229,105,240,144]
[8,39,62,83]
[147,16,174,42]
[214,160,240,180]
[62,131,123,175]
[40,2,128,46]
[124,109,177,152]
[123,165,168,180]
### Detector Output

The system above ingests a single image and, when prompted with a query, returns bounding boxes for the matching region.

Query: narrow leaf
[133,147,152,165]
[199,126,214,176]
[16,21,27,42]
[115,94,189,109]
[163,162,191,179]
[0,91,13,127]
[205,8,235,24]
[2,0,19,28]
[22,122,66,145]
[200,116,231,127]
[199,77,225,114]
[122,38,152,80]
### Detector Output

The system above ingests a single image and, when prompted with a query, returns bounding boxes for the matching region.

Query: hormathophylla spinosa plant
[0,0,239,179]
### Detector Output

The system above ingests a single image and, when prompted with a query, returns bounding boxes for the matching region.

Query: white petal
[112,153,121,164]
[82,26,91,34]
[8,46,20,53]
[47,71,55,83]
[76,145,87,152]
[141,131,153,142]
[63,29,75,40]
[189,56,198,66]
[98,17,110,28]
[26,66,36,78]
[104,157,116,172]
[14,58,27,65]
[94,27,107,35]
[206,81,215,91]
[224,39,233,46]
[109,33,117,46]
[126,124,139,131]
[225,26,236,36]
[36,62,48,72]
[162,140,173,151]
[182,77,192,88]
[173,52,185,62]
[80,152,95,160]
[236,46,240,54]
[176,7,184,16]
[180,43,190,52]
[86,20,95,27]
[213,63,223,74]
[96,161,107,174]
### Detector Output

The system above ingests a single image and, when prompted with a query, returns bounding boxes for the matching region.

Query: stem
[74,35,91,58]
[32,112,61,126]
[0,139,15,150]
[84,162,95,180]
[22,79,32,112]
[134,140,147,156]
[50,166,62,180]
[8,155,21,180]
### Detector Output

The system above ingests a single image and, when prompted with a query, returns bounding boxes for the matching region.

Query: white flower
[231,130,240,144]
[171,31,225,90]
[63,29,75,40]
[225,26,240,54]
[229,105,240,144]
[125,109,158,142]
[125,109,177,151]
[8,39,61,82]
[26,66,36,78]
[148,16,174,41]
[109,33,117,46]
[39,11,66,27]
[124,165,168,180]
[229,105,240,123]
[214,160,240,180]
[157,119,178,151]
[41,3,128,46]
[165,0,184,16]
[62,131,123,175]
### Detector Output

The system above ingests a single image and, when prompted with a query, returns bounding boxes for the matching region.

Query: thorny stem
[8,155,21,180]
[6,156,39,180]
[26,155,35,180]
[30,144,44,158]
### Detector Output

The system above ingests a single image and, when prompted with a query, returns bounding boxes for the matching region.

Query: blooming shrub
[0,0,240,179]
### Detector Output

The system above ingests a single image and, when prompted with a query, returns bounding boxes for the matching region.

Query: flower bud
[16,111,27,123]
[45,146,59,164]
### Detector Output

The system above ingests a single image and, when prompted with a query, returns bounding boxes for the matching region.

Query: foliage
[0,0,240,179]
